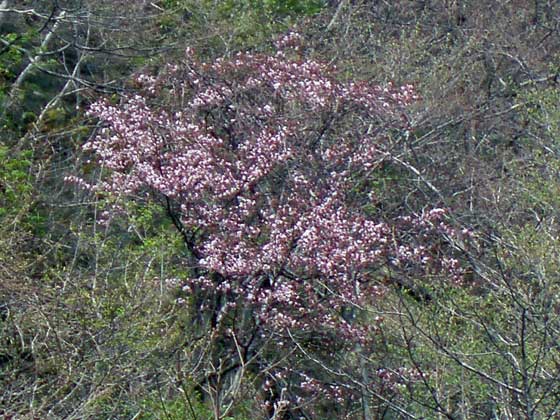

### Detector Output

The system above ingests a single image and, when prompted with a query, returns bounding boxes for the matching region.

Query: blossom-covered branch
[71,33,465,415]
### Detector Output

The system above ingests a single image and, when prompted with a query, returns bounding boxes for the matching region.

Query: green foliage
[0,30,36,84]
[220,0,325,17]
[139,390,251,420]
[507,87,560,222]
[0,145,32,216]
[160,0,325,57]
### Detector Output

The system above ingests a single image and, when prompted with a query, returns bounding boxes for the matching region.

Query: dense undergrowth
[2,1,560,419]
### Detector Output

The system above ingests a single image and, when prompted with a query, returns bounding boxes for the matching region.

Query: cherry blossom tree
[73,33,466,419]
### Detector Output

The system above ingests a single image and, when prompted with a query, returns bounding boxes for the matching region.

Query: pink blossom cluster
[75,37,465,407]
[376,366,425,392]
[275,31,303,50]
[299,373,347,404]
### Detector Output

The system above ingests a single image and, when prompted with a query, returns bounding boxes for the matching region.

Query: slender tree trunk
[326,0,348,31]
[9,11,66,100]
[0,1,8,28]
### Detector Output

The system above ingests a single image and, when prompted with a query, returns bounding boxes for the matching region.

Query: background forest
[2,1,560,419]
